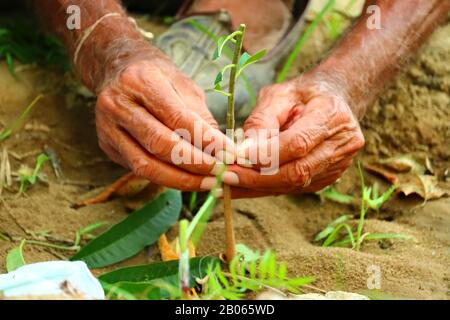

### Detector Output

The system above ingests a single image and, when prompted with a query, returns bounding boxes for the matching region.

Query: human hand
[226,73,365,198]
[95,48,236,191]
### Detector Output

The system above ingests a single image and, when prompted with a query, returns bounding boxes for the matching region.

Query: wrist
[308,61,369,120]
[75,15,161,93]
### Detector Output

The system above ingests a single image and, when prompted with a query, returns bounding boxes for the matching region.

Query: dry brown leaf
[365,155,449,201]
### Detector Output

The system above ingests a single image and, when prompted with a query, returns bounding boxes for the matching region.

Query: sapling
[212,24,266,262]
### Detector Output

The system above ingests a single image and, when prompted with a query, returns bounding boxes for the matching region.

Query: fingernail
[212,188,223,198]
[200,177,216,190]
[216,150,235,165]
[237,157,253,168]
[223,171,239,185]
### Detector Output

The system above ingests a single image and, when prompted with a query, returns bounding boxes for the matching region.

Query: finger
[242,83,300,136]
[226,138,350,189]
[130,68,236,163]
[99,96,220,175]
[97,120,220,191]
[171,73,220,130]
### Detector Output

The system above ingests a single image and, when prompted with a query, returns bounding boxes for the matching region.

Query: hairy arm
[32,0,156,93]
[31,0,236,192]
[230,0,450,198]
[316,0,450,119]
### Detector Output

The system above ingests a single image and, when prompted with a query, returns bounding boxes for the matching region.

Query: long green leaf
[71,189,182,268]
[6,239,26,272]
[315,215,351,242]
[99,257,219,285]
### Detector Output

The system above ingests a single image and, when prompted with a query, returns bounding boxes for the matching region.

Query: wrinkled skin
[34,0,450,198]
[95,53,236,191]
[228,76,365,198]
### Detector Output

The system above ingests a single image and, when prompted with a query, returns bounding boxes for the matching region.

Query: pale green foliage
[201,245,313,300]
[212,29,266,96]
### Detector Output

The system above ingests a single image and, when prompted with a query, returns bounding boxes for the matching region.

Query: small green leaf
[237,49,266,77]
[315,215,351,242]
[213,31,241,60]
[5,52,15,76]
[318,187,354,205]
[71,189,182,268]
[189,194,216,246]
[366,185,396,210]
[6,240,26,272]
[78,221,108,237]
[214,83,231,97]
[364,233,413,241]
[214,71,223,86]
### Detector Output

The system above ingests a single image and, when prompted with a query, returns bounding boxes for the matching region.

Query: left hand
[226,74,365,198]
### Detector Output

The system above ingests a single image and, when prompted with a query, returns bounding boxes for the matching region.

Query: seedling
[17,153,49,194]
[315,163,412,250]
[201,245,313,300]
[212,24,266,262]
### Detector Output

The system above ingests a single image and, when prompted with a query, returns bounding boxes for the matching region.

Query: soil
[0,10,449,299]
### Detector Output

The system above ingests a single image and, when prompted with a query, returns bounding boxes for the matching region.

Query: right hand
[95,50,236,191]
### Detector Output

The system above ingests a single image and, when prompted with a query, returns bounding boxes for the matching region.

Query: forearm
[315,0,450,119]
[33,0,158,92]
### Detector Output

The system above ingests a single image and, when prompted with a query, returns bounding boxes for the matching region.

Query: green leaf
[236,243,261,262]
[214,83,231,97]
[318,187,354,205]
[237,49,266,77]
[29,154,49,185]
[5,52,15,76]
[71,189,182,268]
[102,281,165,300]
[6,239,26,272]
[99,257,219,286]
[364,233,413,241]
[78,221,108,237]
[322,223,353,247]
[315,215,351,242]
[189,194,216,246]
[366,185,396,210]
[213,31,241,60]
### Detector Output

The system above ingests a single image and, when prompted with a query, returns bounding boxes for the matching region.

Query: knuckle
[289,132,310,156]
[283,161,311,187]
[352,130,365,150]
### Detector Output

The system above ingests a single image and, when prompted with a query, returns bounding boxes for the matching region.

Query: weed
[315,163,412,250]
[18,154,49,194]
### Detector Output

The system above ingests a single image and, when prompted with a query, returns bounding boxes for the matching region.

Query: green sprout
[212,24,266,262]
[18,153,49,194]
[315,163,412,250]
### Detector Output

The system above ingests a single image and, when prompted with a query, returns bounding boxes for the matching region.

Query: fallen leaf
[365,155,450,201]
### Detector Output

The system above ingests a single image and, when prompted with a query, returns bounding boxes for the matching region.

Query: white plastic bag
[0,261,104,299]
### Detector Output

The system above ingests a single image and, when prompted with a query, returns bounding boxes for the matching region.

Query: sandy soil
[0,12,449,299]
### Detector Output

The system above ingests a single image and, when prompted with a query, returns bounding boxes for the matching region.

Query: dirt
[0,11,449,299]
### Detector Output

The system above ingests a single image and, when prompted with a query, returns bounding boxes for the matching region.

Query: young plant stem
[223,24,246,263]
